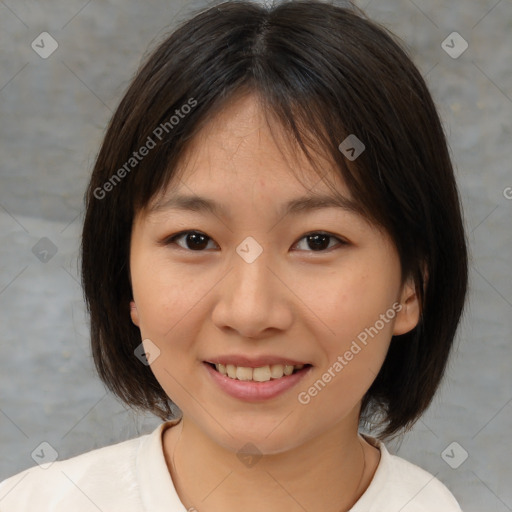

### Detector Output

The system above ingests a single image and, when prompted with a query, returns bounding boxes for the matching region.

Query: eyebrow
[148,192,365,219]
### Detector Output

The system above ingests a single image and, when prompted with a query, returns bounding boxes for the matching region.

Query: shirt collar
[136,421,389,512]
[349,434,390,510]
[136,418,187,512]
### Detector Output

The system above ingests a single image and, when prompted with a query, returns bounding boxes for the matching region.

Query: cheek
[131,267,202,407]
[298,288,397,419]
[297,255,400,402]
[131,250,204,338]
[129,249,218,379]
[307,261,399,348]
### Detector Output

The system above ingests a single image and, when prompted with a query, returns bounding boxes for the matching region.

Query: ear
[393,275,421,336]
[130,300,140,327]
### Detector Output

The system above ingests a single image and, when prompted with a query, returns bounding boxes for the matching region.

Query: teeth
[270,364,284,379]
[236,366,253,381]
[214,363,306,382]
[253,366,271,382]
[283,364,294,376]
[226,364,237,379]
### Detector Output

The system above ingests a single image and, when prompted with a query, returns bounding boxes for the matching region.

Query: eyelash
[162,230,348,253]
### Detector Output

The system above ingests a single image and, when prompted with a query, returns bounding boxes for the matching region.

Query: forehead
[147,92,355,214]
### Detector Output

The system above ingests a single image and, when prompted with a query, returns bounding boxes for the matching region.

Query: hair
[80,0,468,440]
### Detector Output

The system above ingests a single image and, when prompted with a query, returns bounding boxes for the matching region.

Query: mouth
[203,360,313,401]
[204,361,312,383]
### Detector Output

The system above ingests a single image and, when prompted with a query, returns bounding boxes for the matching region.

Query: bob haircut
[80,0,468,439]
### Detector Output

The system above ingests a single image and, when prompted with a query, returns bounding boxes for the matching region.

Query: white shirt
[0,419,462,511]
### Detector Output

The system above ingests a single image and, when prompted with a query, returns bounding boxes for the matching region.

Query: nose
[211,242,293,339]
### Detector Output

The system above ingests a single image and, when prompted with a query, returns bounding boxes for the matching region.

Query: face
[129,92,420,454]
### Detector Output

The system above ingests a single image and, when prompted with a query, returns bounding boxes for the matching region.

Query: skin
[129,92,420,512]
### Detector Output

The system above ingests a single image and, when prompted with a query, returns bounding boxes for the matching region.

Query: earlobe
[392,279,421,336]
[130,301,140,327]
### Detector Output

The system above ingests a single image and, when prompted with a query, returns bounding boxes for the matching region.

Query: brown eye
[163,230,347,253]
[166,231,216,251]
[294,232,347,252]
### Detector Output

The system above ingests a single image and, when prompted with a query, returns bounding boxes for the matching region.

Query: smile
[203,361,312,401]
[207,362,307,382]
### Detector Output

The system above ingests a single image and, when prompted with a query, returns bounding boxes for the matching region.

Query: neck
[163,416,380,512]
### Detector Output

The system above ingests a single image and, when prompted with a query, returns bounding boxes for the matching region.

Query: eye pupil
[187,232,208,250]
[308,234,330,251]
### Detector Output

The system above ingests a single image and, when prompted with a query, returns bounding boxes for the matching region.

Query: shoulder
[385,451,462,510]
[0,431,149,512]
[353,436,463,512]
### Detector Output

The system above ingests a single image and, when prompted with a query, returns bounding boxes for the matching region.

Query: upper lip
[205,355,310,368]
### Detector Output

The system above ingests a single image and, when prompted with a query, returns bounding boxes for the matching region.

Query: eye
[163,230,347,252]
[164,230,218,251]
[292,231,347,252]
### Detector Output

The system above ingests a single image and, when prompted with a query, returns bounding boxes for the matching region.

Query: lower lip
[203,362,312,402]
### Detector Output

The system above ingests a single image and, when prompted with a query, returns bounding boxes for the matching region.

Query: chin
[203,415,307,456]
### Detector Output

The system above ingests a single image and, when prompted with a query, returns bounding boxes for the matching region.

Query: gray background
[0,0,511,510]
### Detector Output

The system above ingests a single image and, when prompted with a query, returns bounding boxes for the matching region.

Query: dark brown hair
[80,0,468,439]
